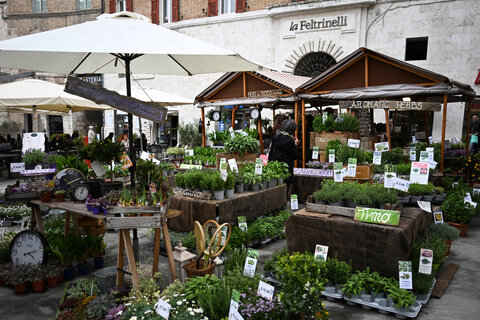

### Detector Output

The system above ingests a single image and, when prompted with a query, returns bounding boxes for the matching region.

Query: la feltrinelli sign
[289,16,348,32]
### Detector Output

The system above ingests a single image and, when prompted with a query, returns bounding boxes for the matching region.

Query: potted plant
[199,174,213,195]
[433,187,446,204]
[54,190,66,202]
[408,183,425,204]
[91,235,106,269]
[234,171,244,193]
[89,140,124,195]
[74,234,89,276]
[442,190,476,237]
[4,264,30,294]
[225,172,235,199]
[45,263,62,287]
[428,222,460,255]
[30,179,54,202]
[397,190,411,205]
[388,286,417,312]
[224,134,259,156]
[174,173,186,189]
[325,256,352,294]
[211,172,225,200]
[22,148,46,169]
[29,264,46,293]
[50,234,76,280]
[43,152,58,169]
[244,172,261,192]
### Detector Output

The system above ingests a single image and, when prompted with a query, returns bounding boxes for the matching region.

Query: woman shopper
[268,119,301,198]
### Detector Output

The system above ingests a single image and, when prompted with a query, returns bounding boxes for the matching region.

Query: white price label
[10,162,25,173]
[257,281,275,301]
[155,298,171,319]
[290,194,298,210]
[347,138,361,148]
[228,158,238,173]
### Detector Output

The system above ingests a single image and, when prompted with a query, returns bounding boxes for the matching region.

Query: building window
[294,52,336,78]
[32,0,47,13]
[405,37,428,61]
[77,0,92,10]
[117,0,126,12]
[162,0,172,23]
[220,0,235,14]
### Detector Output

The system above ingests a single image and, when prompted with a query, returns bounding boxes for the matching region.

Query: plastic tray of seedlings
[414,278,436,305]
[343,294,422,319]
[321,284,344,301]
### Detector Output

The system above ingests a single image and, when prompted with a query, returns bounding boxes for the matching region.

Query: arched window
[294,52,336,78]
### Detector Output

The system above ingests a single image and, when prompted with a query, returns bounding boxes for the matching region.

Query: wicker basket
[183,259,216,278]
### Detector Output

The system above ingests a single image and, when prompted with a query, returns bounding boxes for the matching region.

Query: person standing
[87,126,96,144]
[268,119,301,197]
[471,114,480,153]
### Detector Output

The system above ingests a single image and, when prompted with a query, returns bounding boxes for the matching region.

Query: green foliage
[263,246,288,273]
[408,183,435,196]
[223,248,248,274]
[86,293,116,320]
[224,134,259,156]
[223,267,261,295]
[339,113,359,132]
[336,143,366,164]
[175,173,186,188]
[54,155,89,176]
[442,190,476,224]
[22,148,46,166]
[208,131,231,146]
[197,281,231,320]
[323,116,336,132]
[325,139,343,159]
[67,278,100,299]
[199,173,213,190]
[313,116,325,133]
[165,147,185,156]
[275,252,327,317]
[136,159,163,191]
[428,223,459,241]
[183,274,222,300]
[0,231,16,263]
[178,120,202,146]
[381,147,405,165]
[211,172,225,191]
[225,172,236,189]
[389,286,417,308]
[324,255,352,285]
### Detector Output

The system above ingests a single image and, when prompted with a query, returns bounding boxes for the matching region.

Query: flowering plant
[8,183,30,193]
[238,290,283,320]
[29,179,54,194]
[166,293,208,320]
[0,204,30,220]
[104,304,126,320]
[306,161,333,170]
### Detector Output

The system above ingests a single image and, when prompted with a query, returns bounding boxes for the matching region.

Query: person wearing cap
[87,126,96,144]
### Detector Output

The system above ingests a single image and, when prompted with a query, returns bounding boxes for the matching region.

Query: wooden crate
[215,152,258,169]
[310,132,359,149]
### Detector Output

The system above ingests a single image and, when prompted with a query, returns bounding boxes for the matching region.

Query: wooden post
[425,110,430,146]
[257,106,263,153]
[201,107,206,147]
[302,99,306,168]
[122,229,141,291]
[32,205,45,236]
[466,100,471,154]
[294,101,299,168]
[385,109,391,150]
[441,94,448,172]
[162,222,178,281]
[116,230,125,287]
[231,106,235,129]
[152,228,162,276]
[272,107,275,123]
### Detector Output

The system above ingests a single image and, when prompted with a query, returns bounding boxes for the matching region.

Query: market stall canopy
[0,11,266,75]
[296,47,475,102]
[0,79,110,113]
[195,70,310,108]
[117,87,192,107]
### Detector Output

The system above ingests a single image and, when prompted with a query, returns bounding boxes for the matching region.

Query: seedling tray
[415,278,436,305]
[322,285,344,300]
[343,295,422,319]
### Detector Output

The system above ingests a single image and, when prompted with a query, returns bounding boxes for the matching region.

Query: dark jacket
[471,120,480,135]
[268,132,299,181]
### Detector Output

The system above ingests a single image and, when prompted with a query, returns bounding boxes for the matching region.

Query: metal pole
[385,109,392,151]
[440,94,448,172]
[201,107,206,147]
[466,100,471,154]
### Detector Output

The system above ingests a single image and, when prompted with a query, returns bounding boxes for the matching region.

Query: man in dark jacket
[471,114,480,153]
[268,119,300,197]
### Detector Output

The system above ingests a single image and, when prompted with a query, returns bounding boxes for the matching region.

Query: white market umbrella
[0,11,266,186]
[0,79,110,113]
[117,87,192,106]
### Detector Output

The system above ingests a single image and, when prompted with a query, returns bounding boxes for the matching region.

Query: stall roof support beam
[441,94,447,172]
[201,107,206,147]
[385,109,391,151]
[302,99,306,168]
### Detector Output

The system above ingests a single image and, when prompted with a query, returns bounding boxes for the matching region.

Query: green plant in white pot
[211,172,225,200]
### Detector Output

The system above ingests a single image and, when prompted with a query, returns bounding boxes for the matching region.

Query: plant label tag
[419,249,433,275]
[185,149,194,156]
[417,201,431,213]
[228,158,238,173]
[238,216,247,232]
[473,188,480,196]
[290,194,298,210]
[410,148,416,161]
[424,158,437,169]
[375,142,389,152]
[255,158,263,175]
[426,148,434,161]
[322,111,328,123]
[91,161,106,177]
[314,244,329,262]
[329,149,335,163]
[229,127,235,138]
[10,162,25,173]
[155,298,171,319]
[220,158,228,181]
[333,162,343,182]
[259,154,268,165]
[392,177,410,193]
[451,136,458,144]
[347,158,357,177]
[373,151,382,165]
[410,162,429,185]
[398,261,413,289]
[465,192,472,202]
[429,136,434,144]
[312,147,319,160]
[228,289,240,318]
[228,305,244,320]
[243,249,259,277]
[120,153,133,170]
[140,151,150,160]
[412,136,417,143]
[257,281,275,301]
[419,151,429,162]
[464,198,477,208]
[384,164,397,188]
[433,209,444,224]
[347,138,360,149]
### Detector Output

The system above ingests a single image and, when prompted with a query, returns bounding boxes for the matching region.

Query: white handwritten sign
[257,281,275,301]
[347,138,360,148]
[10,162,25,173]
[155,298,171,319]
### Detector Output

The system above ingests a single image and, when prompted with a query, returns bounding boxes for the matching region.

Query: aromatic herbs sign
[354,207,400,226]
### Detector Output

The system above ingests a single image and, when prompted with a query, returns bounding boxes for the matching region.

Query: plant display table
[168,184,287,232]
[291,170,332,204]
[28,200,182,292]
[285,207,432,278]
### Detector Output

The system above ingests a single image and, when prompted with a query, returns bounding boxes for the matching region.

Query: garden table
[168,184,287,232]
[28,200,182,291]
[286,207,432,278]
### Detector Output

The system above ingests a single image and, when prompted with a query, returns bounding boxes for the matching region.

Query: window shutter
[208,0,218,17]
[172,0,179,22]
[151,0,159,24]
[126,0,132,11]
[109,0,116,13]
[236,0,245,13]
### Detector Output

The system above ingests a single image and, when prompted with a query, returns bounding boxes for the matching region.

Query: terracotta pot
[47,276,58,288]
[449,222,469,237]
[54,193,65,202]
[58,269,64,282]
[15,283,28,294]
[183,259,216,278]
[445,240,452,256]
[41,192,51,202]
[32,279,45,293]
